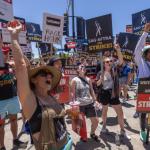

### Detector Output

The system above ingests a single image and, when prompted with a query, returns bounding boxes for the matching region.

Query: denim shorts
[0,96,20,119]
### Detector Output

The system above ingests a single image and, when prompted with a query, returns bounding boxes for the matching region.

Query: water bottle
[115,133,120,146]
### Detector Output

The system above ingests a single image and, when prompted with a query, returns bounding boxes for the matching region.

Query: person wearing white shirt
[134,23,150,142]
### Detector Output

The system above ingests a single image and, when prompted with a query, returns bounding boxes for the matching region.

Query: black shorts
[99,89,120,106]
[79,103,97,118]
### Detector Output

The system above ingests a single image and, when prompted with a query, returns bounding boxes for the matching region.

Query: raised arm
[134,23,150,65]
[114,44,124,66]
[8,20,36,118]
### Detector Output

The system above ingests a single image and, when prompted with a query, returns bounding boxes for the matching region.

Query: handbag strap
[78,76,89,86]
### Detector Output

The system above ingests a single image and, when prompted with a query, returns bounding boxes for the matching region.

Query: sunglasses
[33,70,53,78]
[104,60,112,63]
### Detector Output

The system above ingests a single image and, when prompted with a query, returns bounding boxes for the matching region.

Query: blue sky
[13,0,150,57]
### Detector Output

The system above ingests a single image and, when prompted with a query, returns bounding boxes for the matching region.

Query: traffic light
[63,13,69,36]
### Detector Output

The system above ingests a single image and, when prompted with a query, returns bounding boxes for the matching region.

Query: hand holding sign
[144,23,150,33]
[7,20,22,35]
[114,44,121,52]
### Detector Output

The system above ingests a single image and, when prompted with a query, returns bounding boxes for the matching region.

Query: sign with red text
[136,78,150,112]
[67,41,76,49]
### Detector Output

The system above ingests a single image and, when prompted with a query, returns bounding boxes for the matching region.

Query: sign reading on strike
[86,14,113,52]
[117,32,140,61]
[136,78,150,112]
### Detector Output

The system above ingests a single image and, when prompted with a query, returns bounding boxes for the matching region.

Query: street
[3,84,150,150]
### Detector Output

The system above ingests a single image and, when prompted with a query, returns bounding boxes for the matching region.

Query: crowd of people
[0,20,150,150]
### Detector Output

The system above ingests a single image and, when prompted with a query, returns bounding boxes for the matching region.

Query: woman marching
[96,44,131,140]
[7,20,72,150]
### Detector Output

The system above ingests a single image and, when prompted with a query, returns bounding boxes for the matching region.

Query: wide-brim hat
[28,65,61,90]
[142,45,150,59]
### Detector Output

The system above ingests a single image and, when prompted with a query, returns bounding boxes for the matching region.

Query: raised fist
[7,20,22,34]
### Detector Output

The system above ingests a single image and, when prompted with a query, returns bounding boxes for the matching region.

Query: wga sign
[95,21,102,37]
[141,13,147,25]
[122,36,129,48]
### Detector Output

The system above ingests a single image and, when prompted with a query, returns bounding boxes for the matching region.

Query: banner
[76,17,85,39]
[136,78,150,112]
[42,13,64,44]
[117,32,140,61]
[0,0,13,22]
[26,22,42,42]
[86,14,113,52]
[1,16,27,45]
[132,8,150,42]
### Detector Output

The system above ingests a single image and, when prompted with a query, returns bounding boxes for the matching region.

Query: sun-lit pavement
[3,84,150,150]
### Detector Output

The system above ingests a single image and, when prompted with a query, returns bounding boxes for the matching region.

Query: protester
[0,39,26,150]
[71,64,99,142]
[8,20,72,150]
[47,56,66,106]
[96,44,131,140]
[134,23,150,142]
[118,61,131,103]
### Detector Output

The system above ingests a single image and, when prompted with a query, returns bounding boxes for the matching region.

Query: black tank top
[28,97,42,134]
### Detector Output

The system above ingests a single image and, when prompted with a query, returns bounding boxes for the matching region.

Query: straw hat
[28,65,61,90]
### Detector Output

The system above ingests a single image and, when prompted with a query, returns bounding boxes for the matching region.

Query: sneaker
[21,124,26,134]
[120,130,131,140]
[133,112,139,118]
[13,139,27,149]
[0,147,6,150]
[90,133,99,142]
[122,99,127,104]
[101,126,109,134]
[140,131,147,142]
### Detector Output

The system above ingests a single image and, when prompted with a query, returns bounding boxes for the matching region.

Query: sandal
[90,133,99,142]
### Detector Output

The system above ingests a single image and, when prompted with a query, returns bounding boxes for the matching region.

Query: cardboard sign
[136,78,150,112]
[0,0,13,22]
[117,32,140,61]
[26,22,42,42]
[42,13,64,44]
[1,17,27,45]
[86,14,113,52]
